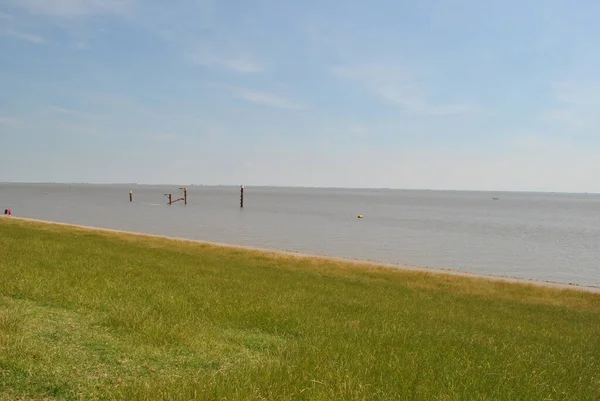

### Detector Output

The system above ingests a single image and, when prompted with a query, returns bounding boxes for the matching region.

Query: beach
[3,216,599,293]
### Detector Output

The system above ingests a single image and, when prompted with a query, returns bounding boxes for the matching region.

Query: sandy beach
[3,215,599,294]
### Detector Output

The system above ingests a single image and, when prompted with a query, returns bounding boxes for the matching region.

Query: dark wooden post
[240,185,244,208]
[168,194,172,205]
[129,190,133,202]
[184,188,187,205]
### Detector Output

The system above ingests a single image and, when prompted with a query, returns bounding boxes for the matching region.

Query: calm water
[1,183,599,287]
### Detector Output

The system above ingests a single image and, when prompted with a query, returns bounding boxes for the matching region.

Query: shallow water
[1,183,599,286]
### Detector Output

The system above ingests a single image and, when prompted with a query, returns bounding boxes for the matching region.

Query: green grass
[0,219,599,400]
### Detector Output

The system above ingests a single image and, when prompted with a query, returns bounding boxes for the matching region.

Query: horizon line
[1,181,599,195]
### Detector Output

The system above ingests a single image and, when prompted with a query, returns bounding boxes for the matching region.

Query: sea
[1,183,599,287]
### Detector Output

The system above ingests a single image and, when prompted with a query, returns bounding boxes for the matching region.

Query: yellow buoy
[357,215,364,219]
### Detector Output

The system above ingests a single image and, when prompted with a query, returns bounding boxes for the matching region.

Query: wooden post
[240,185,244,208]
[168,194,172,205]
[184,188,187,205]
[129,190,133,202]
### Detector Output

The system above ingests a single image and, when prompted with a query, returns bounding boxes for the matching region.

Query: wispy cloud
[330,65,473,116]
[546,80,600,128]
[48,106,79,115]
[349,124,369,135]
[0,116,20,125]
[45,106,102,119]
[7,0,133,18]
[544,109,585,127]
[3,29,46,44]
[75,41,90,51]
[59,89,163,121]
[551,80,600,107]
[190,51,264,74]
[225,86,304,110]
[150,133,178,141]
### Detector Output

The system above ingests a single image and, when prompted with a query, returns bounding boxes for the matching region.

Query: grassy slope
[0,219,599,400]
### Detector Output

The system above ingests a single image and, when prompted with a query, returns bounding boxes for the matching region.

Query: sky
[1,0,600,192]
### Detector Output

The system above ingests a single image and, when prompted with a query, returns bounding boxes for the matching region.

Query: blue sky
[1,0,599,191]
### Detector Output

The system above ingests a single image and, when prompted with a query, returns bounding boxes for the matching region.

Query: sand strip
[2,216,599,294]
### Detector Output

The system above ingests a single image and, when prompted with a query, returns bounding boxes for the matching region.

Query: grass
[0,219,599,400]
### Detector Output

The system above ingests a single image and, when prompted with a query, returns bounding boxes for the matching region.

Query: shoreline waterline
[3,216,599,294]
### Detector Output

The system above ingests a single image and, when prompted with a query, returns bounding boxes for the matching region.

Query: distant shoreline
[1,182,599,195]
[3,215,599,294]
